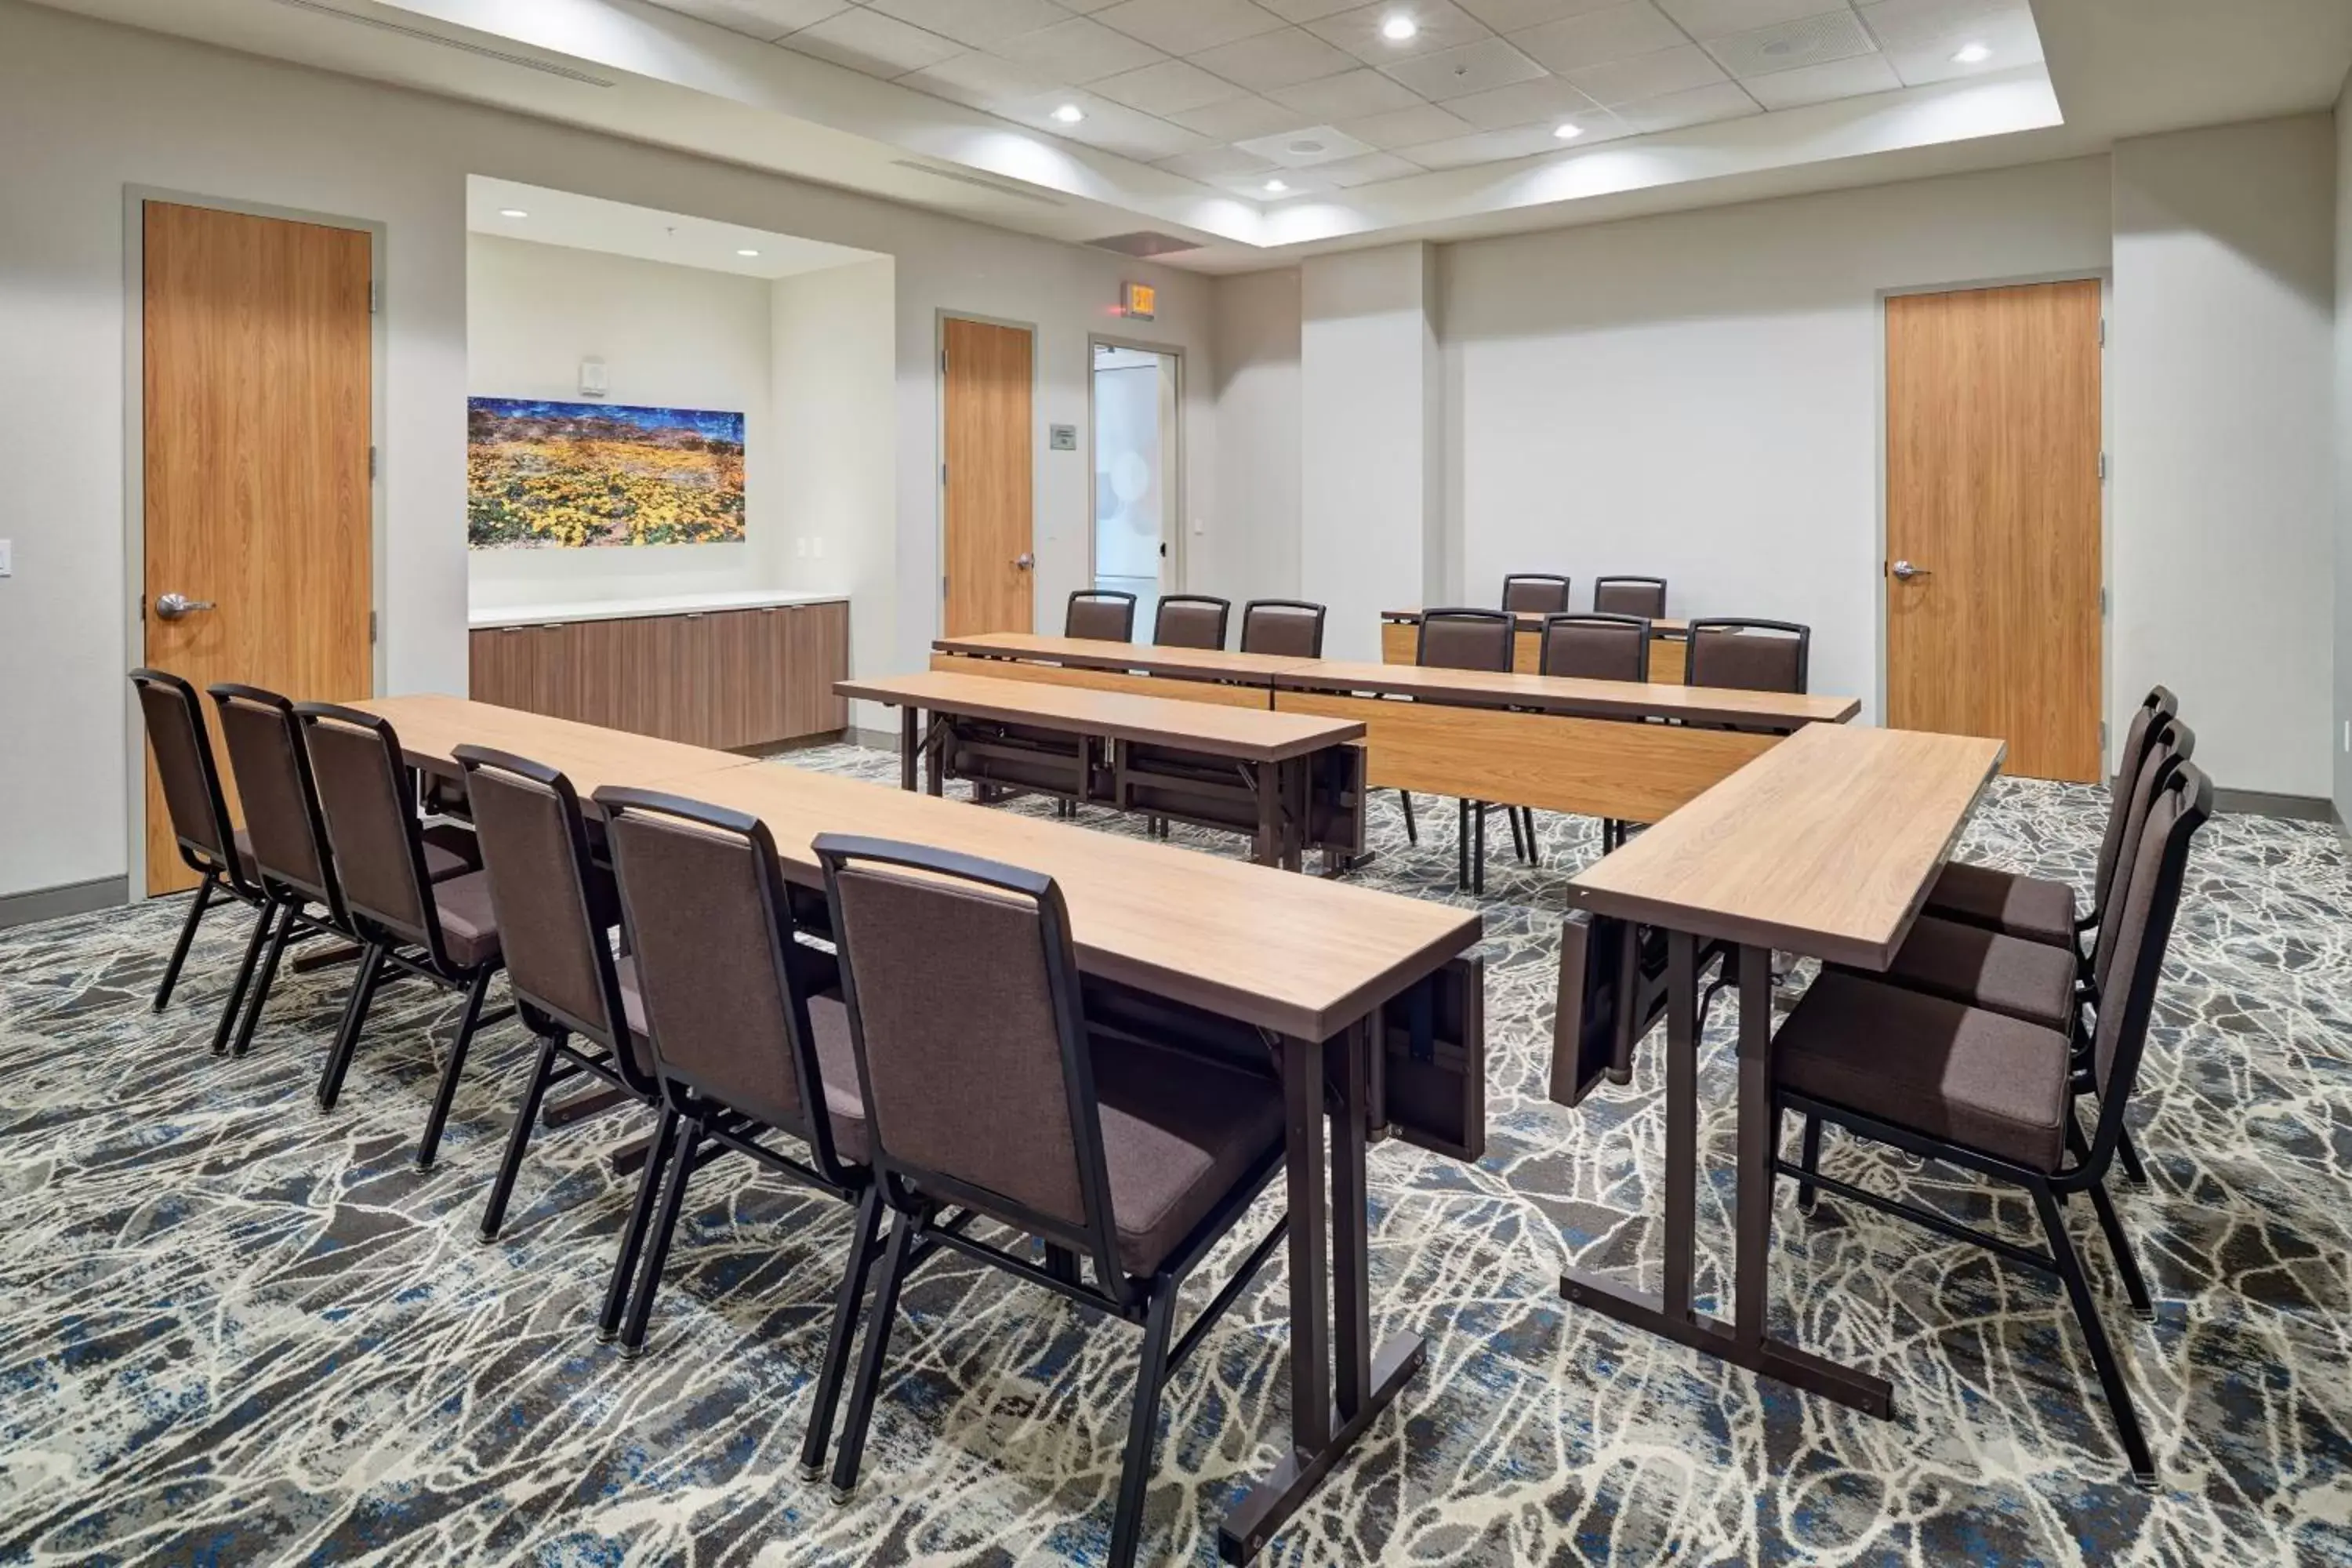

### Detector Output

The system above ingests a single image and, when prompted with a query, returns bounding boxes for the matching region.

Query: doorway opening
[1091,342,1179,633]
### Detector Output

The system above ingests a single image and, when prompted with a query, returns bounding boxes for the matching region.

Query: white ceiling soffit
[28,0,2352,268]
[467,176,887,275]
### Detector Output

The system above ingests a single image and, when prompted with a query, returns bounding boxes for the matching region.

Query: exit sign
[1121,281,1156,320]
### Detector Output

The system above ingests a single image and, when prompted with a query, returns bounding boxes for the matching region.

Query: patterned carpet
[2,744,2347,1566]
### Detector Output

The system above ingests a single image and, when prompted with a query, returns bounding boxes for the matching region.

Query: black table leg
[1252,761,1281,867]
[924,715,946,797]
[898,706,917,792]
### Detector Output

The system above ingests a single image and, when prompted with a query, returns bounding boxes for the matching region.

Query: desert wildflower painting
[466,397,746,550]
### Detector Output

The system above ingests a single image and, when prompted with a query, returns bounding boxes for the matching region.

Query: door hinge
[940,462,948,487]
[2100,719,2108,752]
[939,348,947,372]
[137,593,147,622]
[368,281,378,314]
[2100,586,2109,615]
[368,445,379,480]
[369,609,378,644]
[2097,452,2107,481]
[2098,317,2105,346]
[941,574,949,600]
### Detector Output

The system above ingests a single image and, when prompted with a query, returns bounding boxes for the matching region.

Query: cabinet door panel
[787,601,849,737]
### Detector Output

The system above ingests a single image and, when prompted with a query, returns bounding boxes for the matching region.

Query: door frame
[120,187,388,900]
[1085,332,1187,601]
[934,309,1040,639]
[1873,269,2112,775]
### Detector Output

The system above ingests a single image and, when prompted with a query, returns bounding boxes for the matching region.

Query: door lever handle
[154,592,217,620]
[1889,559,1931,582]
[1012,552,1036,570]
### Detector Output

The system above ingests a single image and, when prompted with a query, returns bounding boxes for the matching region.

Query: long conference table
[1380,608,1693,684]
[347,692,1484,1563]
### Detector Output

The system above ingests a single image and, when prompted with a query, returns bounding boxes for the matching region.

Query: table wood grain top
[353,695,762,797]
[839,668,1363,762]
[1275,659,1859,729]
[931,632,1319,681]
[1566,724,2005,970]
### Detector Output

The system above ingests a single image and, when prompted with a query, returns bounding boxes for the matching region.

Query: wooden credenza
[469,599,848,750]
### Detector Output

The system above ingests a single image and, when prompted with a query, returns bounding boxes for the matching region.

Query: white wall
[1208,268,1302,608]
[1443,157,2114,721]
[2336,82,2352,826]
[2112,115,2338,800]
[465,233,779,609]
[0,0,1212,901]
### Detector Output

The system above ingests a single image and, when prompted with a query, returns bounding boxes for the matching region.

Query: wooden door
[942,318,1034,636]
[143,201,372,891]
[1886,280,2103,783]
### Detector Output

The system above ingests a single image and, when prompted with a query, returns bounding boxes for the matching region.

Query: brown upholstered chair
[1592,575,1668,618]
[1238,598,1326,657]
[1924,686,2179,949]
[296,704,513,1171]
[593,787,876,1489]
[454,746,656,1258]
[1065,590,1137,641]
[1501,573,1572,614]
[1774,761,2212,1488]
[813,833,1286,1566]
[1152,594,1229,650]
[1684,618,1809,693]
[131,668,266,1015]
[1412,609,1525,890]
[1534,616,1653,851]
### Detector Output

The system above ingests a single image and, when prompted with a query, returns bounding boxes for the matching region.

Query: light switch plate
[0,539,11,575]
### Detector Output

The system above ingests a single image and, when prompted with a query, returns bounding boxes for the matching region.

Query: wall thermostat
[1049,424,1078,451]
[579,358,608,398]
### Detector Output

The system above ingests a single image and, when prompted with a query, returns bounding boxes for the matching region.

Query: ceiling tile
[1093,0,1288,54]
[989,14,1167,79]
[862,0,1074,49]
[1166,93,1316,136]
[1306,2,1493,63]
[897,50,1069,107]
[1443,74,1602,128]
[1226,167,1336,198]
[646,0,850,43]
[1379,36,1548,97]
[1565,42,1728,103]
[1338,102,1478,145]
[1548,106,1641,140]
[1620,78,1761,129]
[1507,3,1684,72]
[1869,5,2041,83]
[1653,0,1838,37]
[1057,0,1123,9]
[1233,122,1380,165]
[1856,0,2030,51]
[1455,0,1628,30]
[1402,120,1576,166]
[1154,144,1282,178]
[1314,148,1428,183]
[783,8,964,74]
[1704,12,1875,79]
[1270,65,1425,116]
[1188,26,1359,89]
[1256,0,1363,18]
[1741,49,1900,106]
[1094,57,1254,112]
[1002,92,1213,155]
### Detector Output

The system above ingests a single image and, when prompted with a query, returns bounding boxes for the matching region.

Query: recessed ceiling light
[1380,14,1417,42]
[498,208,528,218]
[1552,122,1583,140]
[1051,102,1085,123]
[736,248,761,257]
[1263,178,1289,194]
[1951,41,1991,63]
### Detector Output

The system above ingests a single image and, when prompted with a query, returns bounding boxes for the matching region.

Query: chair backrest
[2089,685,2180,915]
[2079,760,2212,1174]
[1592,575,1668,618]
[2091,716,2193,987]
[1065,590,1137,641]
[1684,618,1809,693]
[815,833,1122,1286]
[1538,613,1651,682]
[295,704,447,965]
[208,683,341,919]
[1239,599,1326,658]
[1501,574,1572,614]
[595,787,851,1181]
[457,746,655,1096]
[1416,608,1515,673]
[132,668,246,891]
[1153,594,1230,651]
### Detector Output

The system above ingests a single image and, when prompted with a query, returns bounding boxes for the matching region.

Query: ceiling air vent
[887,161,1064,206]
[262,0,617,85]
[1087,231,1203,259]
[1705,10,1875,79]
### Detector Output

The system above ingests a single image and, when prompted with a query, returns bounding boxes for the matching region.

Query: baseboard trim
[0,875,129,931]
[2211,787,2339,822]
[848,726,898,753]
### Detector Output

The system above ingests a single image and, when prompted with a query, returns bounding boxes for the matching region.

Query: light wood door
[942,318,1034,637]
[1886,280,2103,783]
[143,201,372,891]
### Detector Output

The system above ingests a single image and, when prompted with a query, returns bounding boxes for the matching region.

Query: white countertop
[467,588,848,630]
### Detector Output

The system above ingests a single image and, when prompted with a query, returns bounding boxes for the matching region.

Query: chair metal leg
[1795,1113,1824,1210]
[1398,790,1416,846]
[210,901,277,1057]
[619,1112,701,1358]
[2068,1111,2154,1321]
[1107,1276,1181,1568]
[153,878,216,1012]
[599,1105,677,1342]
[479,1031,561,1241]
[416,966,495,1171]
[2116,1123,2150,1187]
[230,901,300,1059]
[798,1185,885,1482]
[2031,1184,2157,1488]
[1519,808,1541,869]
[315,941,386,1110]
[1474,803,1489,895]
[829,1208,919,1502]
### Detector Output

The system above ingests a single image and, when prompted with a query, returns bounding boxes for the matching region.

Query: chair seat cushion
[1091,1036,1283,1277]
[419,822,480,883]
[1775,971,2071,1174]
[1857,916,2078,1030]
[1923,861,2078,949]
[430,871,503,970]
